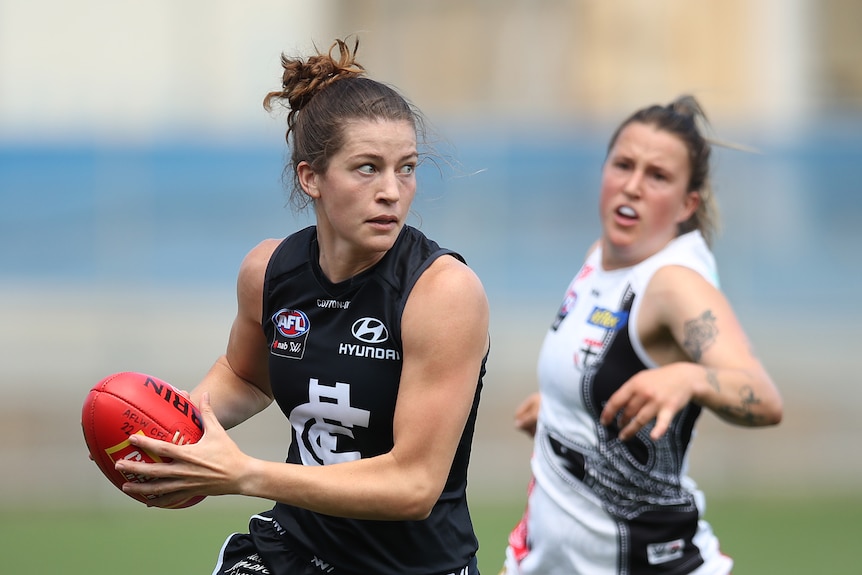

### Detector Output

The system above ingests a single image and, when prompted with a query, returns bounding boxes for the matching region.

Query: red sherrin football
[82,371,206,508]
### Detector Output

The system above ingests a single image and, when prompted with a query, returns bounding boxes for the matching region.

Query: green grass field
[1,494,859,574]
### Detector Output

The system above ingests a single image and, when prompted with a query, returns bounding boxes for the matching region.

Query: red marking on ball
[81,371,206,508]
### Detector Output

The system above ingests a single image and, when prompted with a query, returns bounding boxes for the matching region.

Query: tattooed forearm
[683,310,718,362]
[716,385,767,426]
[705,368,720,393]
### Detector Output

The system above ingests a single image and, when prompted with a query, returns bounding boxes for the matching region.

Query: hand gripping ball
[81,371,206,508]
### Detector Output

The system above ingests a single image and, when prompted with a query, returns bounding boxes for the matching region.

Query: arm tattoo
[683,310,718,362]
[705,368,720,393]
[717,385,766,426]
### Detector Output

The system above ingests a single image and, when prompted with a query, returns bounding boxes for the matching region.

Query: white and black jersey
[258,225,484,575]
[505,231,732,575]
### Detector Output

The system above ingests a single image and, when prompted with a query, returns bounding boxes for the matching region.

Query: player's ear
[297,162,320,199]
[678,190,700,223]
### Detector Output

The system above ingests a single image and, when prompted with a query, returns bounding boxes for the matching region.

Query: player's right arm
[190,239,281,430]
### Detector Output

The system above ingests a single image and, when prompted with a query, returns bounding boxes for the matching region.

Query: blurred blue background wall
[2,0,860,505]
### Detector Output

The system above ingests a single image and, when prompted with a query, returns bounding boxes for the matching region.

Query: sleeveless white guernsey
[505,231,732,575]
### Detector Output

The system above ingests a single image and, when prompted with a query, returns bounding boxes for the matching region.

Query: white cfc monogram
[289,378,371,466]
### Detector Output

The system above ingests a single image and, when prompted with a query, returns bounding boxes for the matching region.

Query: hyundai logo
[351,317,389,343]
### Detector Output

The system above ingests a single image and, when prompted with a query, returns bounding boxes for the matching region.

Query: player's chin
[603,225,639,246]
[363,230,400,252]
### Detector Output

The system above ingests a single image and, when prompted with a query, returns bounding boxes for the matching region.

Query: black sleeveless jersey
[261,225,485,575]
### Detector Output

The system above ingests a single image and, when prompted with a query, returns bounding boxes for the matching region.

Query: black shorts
[212,511,324,575]
[211,511,480,575]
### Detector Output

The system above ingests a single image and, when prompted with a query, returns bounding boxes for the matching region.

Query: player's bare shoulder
[236,239,282,300]
[404,254,489,357]
[645,265,719,316]
[240,239,282,278]
[419,255,487,312]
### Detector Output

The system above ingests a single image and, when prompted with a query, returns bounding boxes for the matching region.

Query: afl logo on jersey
[351,317,389,343]
[274,309,310,338]
[551,287,577,331]
[271,308,310,360]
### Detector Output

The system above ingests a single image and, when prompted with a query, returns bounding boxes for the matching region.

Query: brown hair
[606,95,719,245]
[263,37,425,211]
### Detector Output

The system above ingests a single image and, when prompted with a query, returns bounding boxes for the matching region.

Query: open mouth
[616,205,637,220]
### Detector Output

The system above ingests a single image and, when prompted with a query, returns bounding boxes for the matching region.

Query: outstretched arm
[601,265,783,441]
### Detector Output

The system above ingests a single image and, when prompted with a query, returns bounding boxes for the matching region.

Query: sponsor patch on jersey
[351,317,388,343]
[587,306,628,331]
[317,298,350,309]
[647,538,685,564]
[338,316,400,361]
[271,308,310,360]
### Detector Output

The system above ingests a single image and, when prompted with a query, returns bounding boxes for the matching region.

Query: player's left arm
[384,254,490,516]
[602,265,783,440]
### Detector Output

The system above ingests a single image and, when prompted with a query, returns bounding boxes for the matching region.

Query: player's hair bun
[264,37,366,117]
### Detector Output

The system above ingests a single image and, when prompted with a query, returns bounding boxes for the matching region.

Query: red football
[82,371,206,508]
